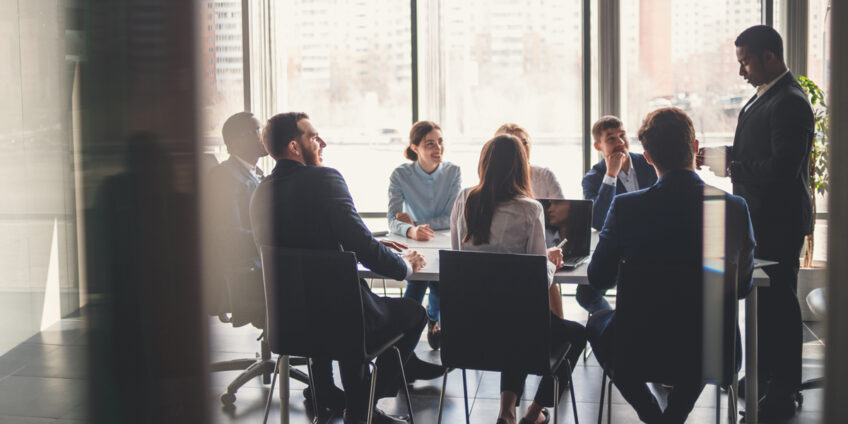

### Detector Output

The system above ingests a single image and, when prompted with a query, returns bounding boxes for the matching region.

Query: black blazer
[582,152,658,230]
[730,71,815,240]
[250,159,408,332]
[588,170,756,379]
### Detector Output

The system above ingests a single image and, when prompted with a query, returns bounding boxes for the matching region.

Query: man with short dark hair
[207,111,268,326]
[588,107,756,423]
[699,25,814,420]
[579,115,658,314]
[250,112,445,424]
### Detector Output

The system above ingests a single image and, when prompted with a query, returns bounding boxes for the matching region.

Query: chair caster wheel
[220,392,236,406]
[795,391,804,409]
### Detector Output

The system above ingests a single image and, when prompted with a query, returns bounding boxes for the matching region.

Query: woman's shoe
[427,319,441,350]
[518,408,550,424]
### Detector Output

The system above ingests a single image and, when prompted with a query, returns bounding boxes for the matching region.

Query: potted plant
[796,75,829,320]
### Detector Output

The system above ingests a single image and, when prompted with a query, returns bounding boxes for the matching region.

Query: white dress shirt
[450,187,556,285]
[601,155,639,193]
[743,69,790,112]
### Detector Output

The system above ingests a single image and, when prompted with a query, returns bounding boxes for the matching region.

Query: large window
[620,0,762,190]
[272,0,413,212]
[426,0,587,197]
[199,0,246,158]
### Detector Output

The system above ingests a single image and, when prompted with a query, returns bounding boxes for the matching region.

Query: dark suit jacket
[207,156,264,326]
[582,152,658,230]
[730,71,815,242]
[250,159,408,332]
[587,170,756,379]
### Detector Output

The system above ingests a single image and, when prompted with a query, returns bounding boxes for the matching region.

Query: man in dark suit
[700,25,814,420]
[587,107,756,423]
[207,112,268,327]
[579,115,658,313]
[250,112,445,424]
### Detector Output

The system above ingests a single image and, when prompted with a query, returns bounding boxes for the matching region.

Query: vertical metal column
[411,0,419,123]
[582,0,592,174]
[241,0,251,112]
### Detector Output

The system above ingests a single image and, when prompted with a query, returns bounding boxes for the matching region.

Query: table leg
[279,355,290,424]
[745,288,758,424]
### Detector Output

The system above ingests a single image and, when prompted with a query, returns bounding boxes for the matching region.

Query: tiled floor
[0,297,826,423]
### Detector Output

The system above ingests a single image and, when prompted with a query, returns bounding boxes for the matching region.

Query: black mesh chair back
[438,249,578,424]
[597,259,741,424]
[440,249,552,375]
[259,246,416,424]
[260,246,367,361]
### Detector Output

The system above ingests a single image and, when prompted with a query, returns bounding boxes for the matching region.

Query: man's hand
[395,212,414,225]
[546,246,564,269]
[407,224,435,241]
[402,250,427,273]
[379,239,408,252]
[605,151,627,177]
[696,147,706,169]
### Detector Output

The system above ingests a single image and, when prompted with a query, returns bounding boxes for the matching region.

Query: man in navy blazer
[206,112,268,326]
[250,112,444,424]
[587,108,755,423]
[700,26,814,420]
[579,116,658,313]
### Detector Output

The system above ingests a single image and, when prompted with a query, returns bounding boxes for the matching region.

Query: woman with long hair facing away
[388,120,461,349]
[450,135,587,424]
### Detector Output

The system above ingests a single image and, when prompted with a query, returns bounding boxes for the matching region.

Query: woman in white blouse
[494,123,564,199]
[450,135,587,424]
[494,123,566,315]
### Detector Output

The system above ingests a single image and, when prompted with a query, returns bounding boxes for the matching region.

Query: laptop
[538,199,594,269]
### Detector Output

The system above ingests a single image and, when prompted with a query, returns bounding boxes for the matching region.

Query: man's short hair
[637,107,696,172]
[262,112,309,159]
[735,25,784,62]
[592,115,623,142]
[222,111,256,150]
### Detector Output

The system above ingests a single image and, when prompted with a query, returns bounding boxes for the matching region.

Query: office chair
[260,246,415,424]
[438,250,579,424]
[596,260,741,424]
[209,266,310,406]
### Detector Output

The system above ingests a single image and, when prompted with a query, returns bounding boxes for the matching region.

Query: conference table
[275,230,770,424]
[361,230,771,424]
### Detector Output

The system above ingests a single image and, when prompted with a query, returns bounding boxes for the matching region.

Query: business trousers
[587,310,704,424]
[311,296,427,417]
[500,312,587,407]
[755,233,805,392]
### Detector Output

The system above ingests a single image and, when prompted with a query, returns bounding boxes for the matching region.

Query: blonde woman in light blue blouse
[388,120,461,350]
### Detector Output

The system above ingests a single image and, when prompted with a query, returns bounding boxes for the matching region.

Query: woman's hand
[546,247,564,269]
[407,224,435,241]
[395,212,414,225]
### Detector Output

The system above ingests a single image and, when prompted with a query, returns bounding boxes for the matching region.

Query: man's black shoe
[426,319,441,350]
[739,393,797,423]
[343,408,409,424]
[404,354,447,383]
[303,385,345,414]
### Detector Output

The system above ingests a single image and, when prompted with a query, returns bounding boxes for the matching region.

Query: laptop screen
[537,199,593,257]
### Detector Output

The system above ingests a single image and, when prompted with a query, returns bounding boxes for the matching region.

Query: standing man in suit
[700,25,814,420]
[588,107,756,423]
[207,112,268,327]
[250,112,445,424]
[580,116,658,313]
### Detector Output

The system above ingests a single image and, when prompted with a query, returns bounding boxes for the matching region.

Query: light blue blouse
[388,161,462,236]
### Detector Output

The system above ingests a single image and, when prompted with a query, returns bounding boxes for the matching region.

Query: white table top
[361,230,769,285]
